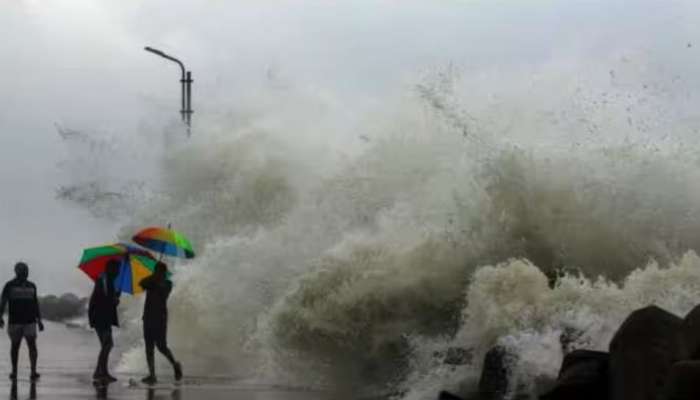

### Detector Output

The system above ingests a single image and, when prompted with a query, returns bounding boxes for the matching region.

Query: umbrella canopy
[79,243,160,295]
[132,227,195,259]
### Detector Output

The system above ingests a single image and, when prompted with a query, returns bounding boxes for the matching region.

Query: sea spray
[54,63,700,397]
[397,253,700,400]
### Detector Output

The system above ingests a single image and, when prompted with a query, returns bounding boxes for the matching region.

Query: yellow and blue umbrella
[78,243,161,295]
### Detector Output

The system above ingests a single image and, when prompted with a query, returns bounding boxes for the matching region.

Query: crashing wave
[56,61,700,398]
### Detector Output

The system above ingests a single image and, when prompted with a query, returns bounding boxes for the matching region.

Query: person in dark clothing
[139,262,182,384]
[0,262,44,381]
[88,259,121,382]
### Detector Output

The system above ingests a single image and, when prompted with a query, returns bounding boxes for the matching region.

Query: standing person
[139,262,182,384]
[0,262,44,381]
[88,259,121,382]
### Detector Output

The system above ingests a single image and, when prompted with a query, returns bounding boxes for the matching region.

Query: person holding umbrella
[0,262,44,381]
[88,259,121,382]
[139,261,182,384]
[80,243,167,383]
[131,226,193,383]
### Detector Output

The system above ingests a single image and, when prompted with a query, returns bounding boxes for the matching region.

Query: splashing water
[398,253,700,400]
[58,60,700,398]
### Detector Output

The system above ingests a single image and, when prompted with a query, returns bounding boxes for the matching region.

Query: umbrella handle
[159,222,172,264]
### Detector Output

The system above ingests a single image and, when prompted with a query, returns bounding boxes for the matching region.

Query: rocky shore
[439,303,700,400]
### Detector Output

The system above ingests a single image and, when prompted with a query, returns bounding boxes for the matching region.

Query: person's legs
[94,328,113,380]
[156,340,182,381]
[9,338,21,380]
[26,341,38,378]
[145,339,156,377]
[100,329,114,379]
[154,322,182,381]
[142,339,157,384]
[93,330,103,378]
[8,325,23,380]
[94,329,105,378]
[26,338,38,378]
[142,323,157,383]
[155,338,176,366]
[25,324,39,380]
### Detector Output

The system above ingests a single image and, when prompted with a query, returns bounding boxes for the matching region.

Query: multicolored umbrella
[78,243,160,295]
[132,227,195,259]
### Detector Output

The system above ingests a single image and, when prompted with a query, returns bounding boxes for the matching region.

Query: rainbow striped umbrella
[78,243,160,295]
[132,227,195,259]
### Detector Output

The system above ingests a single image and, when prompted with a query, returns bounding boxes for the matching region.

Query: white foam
[54,61,700,396]
[398,253,700,399]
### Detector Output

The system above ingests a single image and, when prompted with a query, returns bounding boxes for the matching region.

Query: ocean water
[56,61,700,399]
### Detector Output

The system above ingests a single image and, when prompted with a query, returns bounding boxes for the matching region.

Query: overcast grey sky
[1,0,698,293]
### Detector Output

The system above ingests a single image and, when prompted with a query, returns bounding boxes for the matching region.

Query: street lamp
[144,46,193,136]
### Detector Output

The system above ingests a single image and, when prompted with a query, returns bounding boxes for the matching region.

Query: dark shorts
[7,324,37,341]
[143,319,167,345]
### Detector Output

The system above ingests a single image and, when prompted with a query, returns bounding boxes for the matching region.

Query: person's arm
[88,280,99,328]
[32,283,43,331]
[139,275,155,291]
[0,283,8,328]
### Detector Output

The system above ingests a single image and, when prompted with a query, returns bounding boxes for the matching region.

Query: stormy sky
[1,0,698,293]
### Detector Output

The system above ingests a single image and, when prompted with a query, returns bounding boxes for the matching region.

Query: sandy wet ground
[0,374,335,400]
[0,322,339,400]
[4,375,335,400]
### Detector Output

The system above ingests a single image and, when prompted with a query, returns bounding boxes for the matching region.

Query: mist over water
[56,49,700,398]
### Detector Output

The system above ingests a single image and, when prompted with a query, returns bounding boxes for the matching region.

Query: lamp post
[144,46,193,136]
